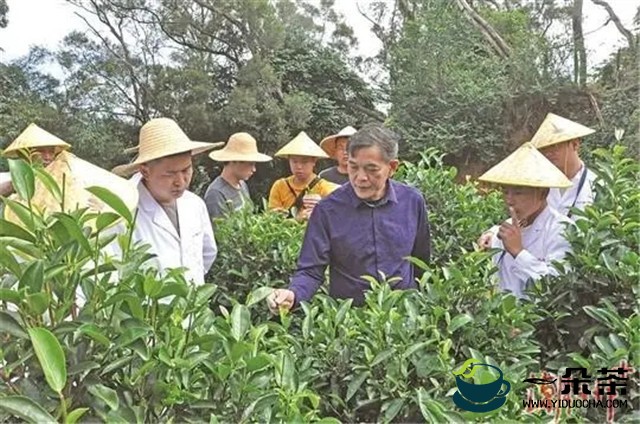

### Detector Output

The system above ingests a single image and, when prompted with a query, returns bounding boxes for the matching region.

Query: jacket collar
[346,180,398,208]
[137,180,182,242]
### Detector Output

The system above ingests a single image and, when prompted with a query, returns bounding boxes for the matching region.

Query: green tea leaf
[95,212,121,232]
[28,327,67,393]
[346,372,368,401]
[19,260,44,292]
[448,313,473,333]
[88,383,119,410]
[8,159,35,201]
[0,395,56,423]
[0,288,20,304]
[78,323,111,346]
[245,286,274,307]
[25,292,50,315]
[66,407,89,424]
[85,186,133,225]
[0,311,28,339]
[3,198,40,228]
[371,348,394,367]
[0,245,22,275]
[53,213,92,254]
[383,398,405,422]
[0,218,36,242]
[230,303,250,341]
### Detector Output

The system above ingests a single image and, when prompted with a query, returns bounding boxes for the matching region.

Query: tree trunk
[572,0,587,86]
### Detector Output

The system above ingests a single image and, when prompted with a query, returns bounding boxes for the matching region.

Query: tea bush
[0,145,638,423]
[207,208,304,310]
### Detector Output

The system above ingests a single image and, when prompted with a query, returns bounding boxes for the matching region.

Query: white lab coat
[133,180,217,285]
[547,163,596,217]
[490,206,572,298]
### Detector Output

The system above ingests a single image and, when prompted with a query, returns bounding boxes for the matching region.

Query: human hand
[498,207,523,257]
[477,231,494,251]
[267,288,295,314]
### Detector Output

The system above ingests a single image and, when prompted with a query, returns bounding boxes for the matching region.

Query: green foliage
[1,146,639,422]
[396,148,504,264]
[534,145,639,372]
[208,208,305,311]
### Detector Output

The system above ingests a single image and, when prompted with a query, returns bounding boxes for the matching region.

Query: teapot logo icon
[451,359,510,412]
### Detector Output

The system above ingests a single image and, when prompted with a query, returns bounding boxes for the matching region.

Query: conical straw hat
[530,113,595,149]
[2,123,71,158]
[4,151,139,228]
[320,126,358,157]
[114,118,223,175]
[275,131,328,159]
[478,142,571,188]
[209,132,272,162]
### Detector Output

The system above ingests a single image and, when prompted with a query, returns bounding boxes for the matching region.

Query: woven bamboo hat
[479,142,571,188]
[530,113,595,149]
[320,126,357,157]
[2,124,71,158]
[4,151,138,228]
[113,118,222,175]
[274,131,328,159]
[209,132,272,162]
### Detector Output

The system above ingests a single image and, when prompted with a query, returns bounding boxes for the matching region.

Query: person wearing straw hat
[267,124,431,312]
[529,113,597,216]
[1,123,72,196]
[205,132,272,219]
[319,126,357,185]
[478,142,573,299]
[477,113,596,249]
[268,131,339,220]
[115,118,222,286]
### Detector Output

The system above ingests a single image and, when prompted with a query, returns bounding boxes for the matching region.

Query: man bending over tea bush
[268,123,431,312]
[478,142,573,298]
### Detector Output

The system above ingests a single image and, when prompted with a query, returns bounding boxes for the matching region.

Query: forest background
[0,0,637,199]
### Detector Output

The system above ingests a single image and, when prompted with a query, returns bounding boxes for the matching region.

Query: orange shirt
[268,175,338,210]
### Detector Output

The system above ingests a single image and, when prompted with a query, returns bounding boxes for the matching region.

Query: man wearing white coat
[478,113,597,249]
[116,118,222,285]
[529,113,597,217]
[478,142,573,299]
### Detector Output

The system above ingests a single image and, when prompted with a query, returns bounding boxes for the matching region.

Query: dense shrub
[0,145,637,423]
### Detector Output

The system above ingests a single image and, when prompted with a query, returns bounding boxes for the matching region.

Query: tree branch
[454,0,511,59]
[591,0,636,48]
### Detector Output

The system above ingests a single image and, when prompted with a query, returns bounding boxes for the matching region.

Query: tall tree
[572,0,587,86]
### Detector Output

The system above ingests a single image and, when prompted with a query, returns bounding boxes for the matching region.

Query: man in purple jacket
[267,123,431,312]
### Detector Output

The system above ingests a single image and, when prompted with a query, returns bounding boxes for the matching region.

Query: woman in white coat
[115,118,222,285]
[478,142,574,299]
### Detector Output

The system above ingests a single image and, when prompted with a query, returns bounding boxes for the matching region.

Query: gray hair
[348,123,400,162]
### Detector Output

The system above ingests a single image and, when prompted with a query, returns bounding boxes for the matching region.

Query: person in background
[1,123,72,196]
[478,142,573,299]
[529,113,596,217]
[478,113,596,249]
[268,131,338,221]
[319,126,357,185]
[114,118,220,285]
[267,123,431,312]
[205,132,272,219]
